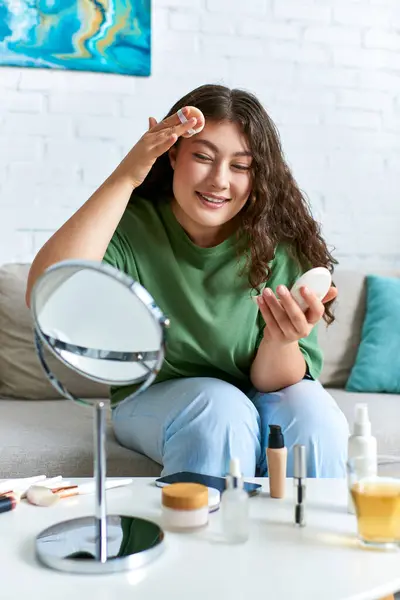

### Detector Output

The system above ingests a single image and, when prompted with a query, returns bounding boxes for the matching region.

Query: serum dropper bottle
[221,458,249,544]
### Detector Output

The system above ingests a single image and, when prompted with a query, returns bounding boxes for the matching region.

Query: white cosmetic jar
[161,483,209,532]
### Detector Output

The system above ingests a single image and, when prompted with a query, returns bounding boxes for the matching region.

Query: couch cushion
[0,398,162,478]
[346,274,400,393]
[318,271,367,388]
[319,269,400,388]
[0,263,109,400]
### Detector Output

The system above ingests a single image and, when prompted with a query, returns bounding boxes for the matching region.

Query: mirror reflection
[31,262,165,387]
[37,516,164,563]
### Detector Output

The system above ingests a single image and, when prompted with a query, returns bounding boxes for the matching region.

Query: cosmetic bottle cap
[293,445,307,479]
[268,424,285,449]
[353,403,371,436]
[226,458,243,489]
[230,458,241,478]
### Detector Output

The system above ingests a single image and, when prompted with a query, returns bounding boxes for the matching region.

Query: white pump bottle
[347,403,377,514]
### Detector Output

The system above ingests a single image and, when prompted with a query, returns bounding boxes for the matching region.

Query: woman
[26,84,348,479]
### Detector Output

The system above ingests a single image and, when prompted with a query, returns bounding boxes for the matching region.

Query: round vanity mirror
[30,260,169,574]
[31,260,167,400]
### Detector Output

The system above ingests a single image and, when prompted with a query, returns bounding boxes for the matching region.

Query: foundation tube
[266,424,287,499]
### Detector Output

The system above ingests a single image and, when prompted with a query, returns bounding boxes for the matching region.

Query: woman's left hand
[258,285,338,344]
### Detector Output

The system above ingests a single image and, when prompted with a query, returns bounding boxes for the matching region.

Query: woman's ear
[169,146,177,170]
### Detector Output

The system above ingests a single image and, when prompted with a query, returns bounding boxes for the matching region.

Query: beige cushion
[318,271,367,388]
[319,269,400,388]
[0,263,109,400]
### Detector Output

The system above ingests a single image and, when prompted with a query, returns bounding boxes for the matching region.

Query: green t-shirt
[103,196,323,405]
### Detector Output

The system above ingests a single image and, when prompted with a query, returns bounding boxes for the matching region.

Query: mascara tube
[293,445,306,527]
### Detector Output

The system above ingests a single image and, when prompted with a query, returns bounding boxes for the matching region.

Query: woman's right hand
[114,107,202,190]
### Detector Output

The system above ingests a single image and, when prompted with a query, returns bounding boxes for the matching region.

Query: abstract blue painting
[0,0,151,76]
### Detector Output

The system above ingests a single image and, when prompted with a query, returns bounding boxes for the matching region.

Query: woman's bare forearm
[25,110,198,307]
[25,173,134,307]
[250,338,306,392]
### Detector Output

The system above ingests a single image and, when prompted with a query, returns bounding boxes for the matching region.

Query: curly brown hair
[134,84,337,325]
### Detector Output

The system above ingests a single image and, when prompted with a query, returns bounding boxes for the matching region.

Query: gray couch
[1,264,399,479]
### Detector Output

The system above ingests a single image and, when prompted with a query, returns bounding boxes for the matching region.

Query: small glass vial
[221,458,249,544]
[161,483,209,532]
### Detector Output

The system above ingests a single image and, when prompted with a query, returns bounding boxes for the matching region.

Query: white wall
[1,0,399,270]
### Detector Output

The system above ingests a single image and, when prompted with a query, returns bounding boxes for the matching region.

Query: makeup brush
[27,478,133,507]
[0,475,46,495]
[20,476,66,499]
[0,476,66,499]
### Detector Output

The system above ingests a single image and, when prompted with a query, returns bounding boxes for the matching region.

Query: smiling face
[168,119,253,247]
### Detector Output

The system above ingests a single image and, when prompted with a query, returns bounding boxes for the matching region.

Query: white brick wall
[0,0,399,269]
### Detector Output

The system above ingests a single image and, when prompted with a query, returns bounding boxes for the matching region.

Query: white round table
[0,477,399,600]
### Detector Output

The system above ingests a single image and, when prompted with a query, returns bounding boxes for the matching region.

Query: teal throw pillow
[346,275,400,393]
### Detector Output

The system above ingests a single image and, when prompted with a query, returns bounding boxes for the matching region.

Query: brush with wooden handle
[27,478,133,507]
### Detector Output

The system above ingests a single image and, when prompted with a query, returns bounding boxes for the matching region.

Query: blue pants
[112,377,349,478]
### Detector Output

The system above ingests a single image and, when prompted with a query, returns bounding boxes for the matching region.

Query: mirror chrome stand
[34,333,165,574]
[94,401,107,563]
